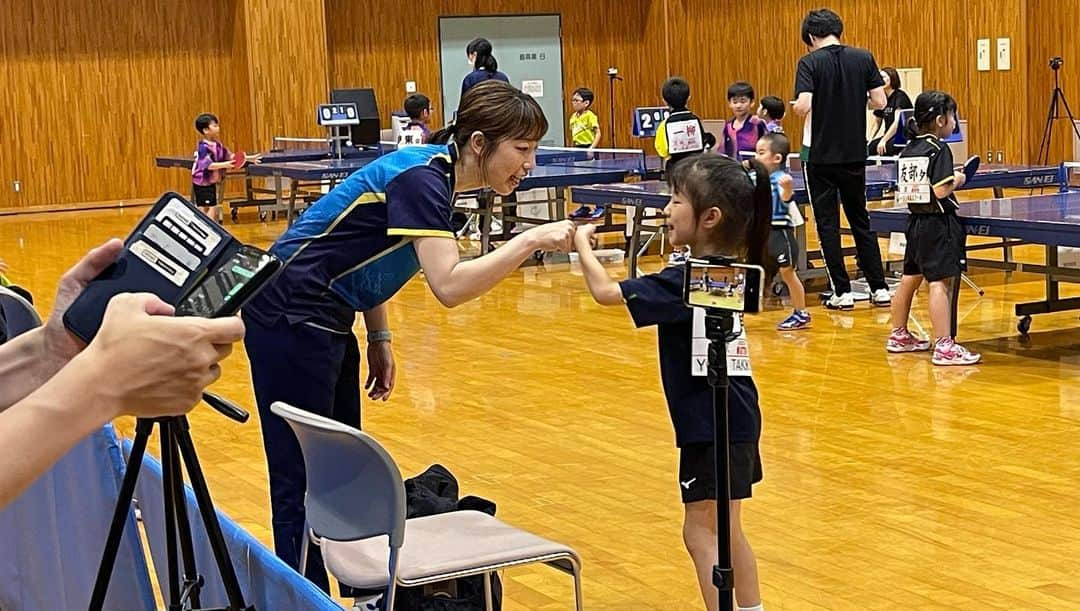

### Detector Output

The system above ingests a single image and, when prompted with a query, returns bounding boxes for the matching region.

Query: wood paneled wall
[1027,0,1080,163]
[241,0,330,149]
[0,1,251,209]
[326,0,667,147]
[3,0,1080,210]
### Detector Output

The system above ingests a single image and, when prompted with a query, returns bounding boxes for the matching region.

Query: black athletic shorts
[192,184,218,207]
[678,442,762,503]
[768,227,798,269]
[903,213,965,282]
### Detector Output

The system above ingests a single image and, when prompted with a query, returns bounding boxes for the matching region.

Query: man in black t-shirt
[793,8,890,310]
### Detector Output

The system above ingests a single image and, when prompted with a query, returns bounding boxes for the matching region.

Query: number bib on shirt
[666,118,705,155]
[397,127,426,148]
[690,308,752,377]
[896,157,932,206]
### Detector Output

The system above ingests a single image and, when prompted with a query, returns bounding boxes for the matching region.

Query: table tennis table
[869,191,1080,335]
[154,142,381,222]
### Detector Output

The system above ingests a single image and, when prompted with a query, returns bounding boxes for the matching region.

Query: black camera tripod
[1037,57,1080,165]
[89,392,255,611]
[704,310,740,611]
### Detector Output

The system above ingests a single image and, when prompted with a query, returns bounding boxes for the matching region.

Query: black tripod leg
[173,418,249,609]
[89,419,155,611]
[1057,89,1080,147]
[1039,90,1058,165]
[161,421,183,609]
[168,424,204,609]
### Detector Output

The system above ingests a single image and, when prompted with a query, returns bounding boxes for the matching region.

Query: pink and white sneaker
[932,337,982,366]
[886,327,931,353]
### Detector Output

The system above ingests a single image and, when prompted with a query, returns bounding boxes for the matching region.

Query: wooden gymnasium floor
[3,191,1079,610]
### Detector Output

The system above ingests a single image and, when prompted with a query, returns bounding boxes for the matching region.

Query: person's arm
[0,353,124,507]
[415,221,575,308]
[361,303,394,401]
[866,55,887,110]
[0,239,123,411]
[0,292,244,508]
[868,86,887,110]
[591,117,602,148]
[654,119,669,159]
[573,224,623,305]
[793,92,813,118]
[793,57,814,117]
[934,171,966,199]
[778,173,794,203]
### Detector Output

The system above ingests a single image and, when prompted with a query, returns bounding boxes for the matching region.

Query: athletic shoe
[668,250,689,265]
[871,288,892,307]
[569,206,593,219]
[777,310,811,331]
[886,327,932,353]
[587,205,608,219]
[932,337,982,366]
[824,292,855,311]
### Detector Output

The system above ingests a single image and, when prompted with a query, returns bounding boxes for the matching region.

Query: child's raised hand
[778,174,793,190]
[954,170,966,188]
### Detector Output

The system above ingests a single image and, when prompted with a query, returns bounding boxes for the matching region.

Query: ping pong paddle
[961,155,980,183]
[232,151,247,169]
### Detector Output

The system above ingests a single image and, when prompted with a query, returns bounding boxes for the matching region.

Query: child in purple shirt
[191,113,257,221]
[721,81,767,159]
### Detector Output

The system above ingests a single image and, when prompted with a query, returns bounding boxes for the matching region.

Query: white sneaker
[871,288,892,307]
[824,292,855,311]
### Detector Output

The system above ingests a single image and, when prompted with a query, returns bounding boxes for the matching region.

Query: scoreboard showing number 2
[632,107,671,137]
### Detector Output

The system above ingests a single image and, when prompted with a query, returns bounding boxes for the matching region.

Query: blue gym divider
[0,424,155,610]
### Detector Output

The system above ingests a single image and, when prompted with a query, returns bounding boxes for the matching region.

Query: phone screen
[684,261,763,313]
[176,246,277,317]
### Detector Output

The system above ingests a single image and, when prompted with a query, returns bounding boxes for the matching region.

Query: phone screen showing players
[177,247,271,317]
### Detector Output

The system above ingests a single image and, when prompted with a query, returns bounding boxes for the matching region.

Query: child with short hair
[722,82,767,158]
[568,87,605,219]
[654,77,710,175]
[191,113,256,221]
[574,154,770,611]
[402,93,433,145]
[887,90,981,365]
[757,96,786,134]
[754,133,810,330]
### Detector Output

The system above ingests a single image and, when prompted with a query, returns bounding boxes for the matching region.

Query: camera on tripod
[1050,56,1064,70]
[682,255,764,314]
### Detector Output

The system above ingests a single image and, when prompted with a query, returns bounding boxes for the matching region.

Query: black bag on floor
[378,464,501,611]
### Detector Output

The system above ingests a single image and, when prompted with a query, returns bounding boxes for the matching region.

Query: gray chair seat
[322,510,579,589]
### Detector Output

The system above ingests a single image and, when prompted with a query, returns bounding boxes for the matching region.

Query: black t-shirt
[897,134,958,214]
[618,265,761,447]
[795,44,885,164]
[874,88,914,133]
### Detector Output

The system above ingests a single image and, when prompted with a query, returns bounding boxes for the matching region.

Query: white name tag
[667,120,705,155]
[691,308,752,377]
[897,157,931,205]
[397,127,426,148]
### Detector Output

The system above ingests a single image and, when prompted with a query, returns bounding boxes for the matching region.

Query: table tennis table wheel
[533,250,544,262]
[1017,315,1032,335]
[230,208,239,223]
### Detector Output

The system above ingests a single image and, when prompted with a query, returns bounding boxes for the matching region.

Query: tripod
[607,68,622,147]
[1037,58,1080,166]
[704,310,739,611]
[90,392,255,611]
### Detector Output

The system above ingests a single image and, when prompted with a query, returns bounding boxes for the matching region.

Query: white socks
[739,604,765,611]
